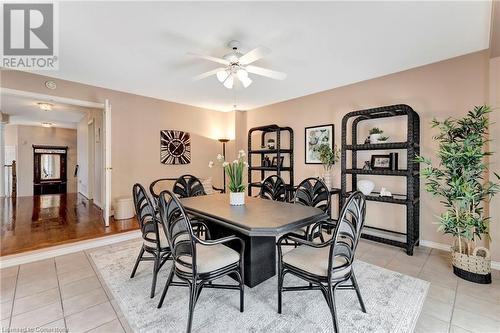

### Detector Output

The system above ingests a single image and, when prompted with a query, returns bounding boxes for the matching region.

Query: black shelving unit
[248,125,294,196]
[341,104,420,255]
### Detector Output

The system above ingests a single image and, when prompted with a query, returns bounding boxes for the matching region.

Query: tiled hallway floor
[1,239,499,333]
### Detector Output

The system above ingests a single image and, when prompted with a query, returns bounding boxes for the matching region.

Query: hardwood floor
[0,193,138,256]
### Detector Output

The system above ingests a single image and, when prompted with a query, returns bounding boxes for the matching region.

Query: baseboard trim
[419,240,451,252]
[0,230,141,269]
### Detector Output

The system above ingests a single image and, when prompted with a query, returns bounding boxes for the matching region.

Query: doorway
[88,120,95,201]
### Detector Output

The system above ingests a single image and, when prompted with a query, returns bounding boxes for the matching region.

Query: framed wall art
[305,124,334,164]
[160,130,191,165]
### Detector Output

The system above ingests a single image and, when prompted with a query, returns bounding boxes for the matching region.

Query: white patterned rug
[89,240,428,333]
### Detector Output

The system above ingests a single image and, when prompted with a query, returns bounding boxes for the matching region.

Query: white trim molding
[0,230,141,268]
[419,240,451,252]
[1,88,105,109]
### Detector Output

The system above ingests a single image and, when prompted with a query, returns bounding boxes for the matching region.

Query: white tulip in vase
[210,150,247,205]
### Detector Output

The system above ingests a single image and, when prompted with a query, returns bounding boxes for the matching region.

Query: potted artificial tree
[318,144,339,189]
[417,105,499,284]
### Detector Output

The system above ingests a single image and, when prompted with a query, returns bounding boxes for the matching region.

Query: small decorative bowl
[357,180,375,195]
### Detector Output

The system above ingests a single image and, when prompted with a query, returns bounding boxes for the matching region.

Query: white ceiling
[39,1,492,112]
[0,93,88,129]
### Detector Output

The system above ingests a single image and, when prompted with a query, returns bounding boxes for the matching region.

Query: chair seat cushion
[177,243,240,274]
[143,224,169,249]
[283,245,349,278]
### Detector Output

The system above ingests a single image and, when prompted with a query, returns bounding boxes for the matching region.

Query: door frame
[2,88,111,226]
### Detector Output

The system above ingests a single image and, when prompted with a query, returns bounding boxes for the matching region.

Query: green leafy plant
[378,136,389,142]
[416,105,500,255]
[369,127,384,135]
[318,144,340,171]
[210,150,247,192]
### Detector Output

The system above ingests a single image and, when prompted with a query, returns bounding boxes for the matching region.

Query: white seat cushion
[144,228,169,248]
[176,243,240,274]
[283,245,350,278]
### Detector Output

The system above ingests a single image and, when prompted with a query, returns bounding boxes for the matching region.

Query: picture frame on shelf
[305,124,334,164]
[271,156,284,167]
[370,154,392,170]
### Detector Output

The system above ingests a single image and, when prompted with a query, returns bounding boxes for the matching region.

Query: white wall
[77,108,103,206]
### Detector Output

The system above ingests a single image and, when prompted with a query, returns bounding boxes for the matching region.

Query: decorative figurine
[364,136,371,144]
[362,161,371,170]
[380,187,392,197]
[267,138,276,149]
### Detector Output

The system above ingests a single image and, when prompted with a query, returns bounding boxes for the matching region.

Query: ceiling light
[41,122,53,127]
[223,74,234,89]
[44,80,57,90]
[37,102,53,111]
[216,70,229,83]
[237,69,252,88]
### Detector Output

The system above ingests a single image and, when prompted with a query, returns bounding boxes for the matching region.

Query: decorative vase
[229,192,245,206]
[369,133,381,144]
[322,171,332,189]
[357,180,375,195]
[451,246,491,284]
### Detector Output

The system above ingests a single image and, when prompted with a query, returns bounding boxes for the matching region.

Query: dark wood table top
[180,194,328,236]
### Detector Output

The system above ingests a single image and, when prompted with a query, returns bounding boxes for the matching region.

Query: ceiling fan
[189,40,286,89]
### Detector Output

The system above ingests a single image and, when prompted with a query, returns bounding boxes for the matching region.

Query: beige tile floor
[1,239,499,333]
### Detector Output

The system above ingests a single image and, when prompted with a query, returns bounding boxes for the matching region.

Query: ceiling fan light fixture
[223,74,234,89]
[237,69,252,88]
[216,70,229,83]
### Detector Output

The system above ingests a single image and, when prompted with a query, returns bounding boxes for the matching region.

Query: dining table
[180,193,328,287]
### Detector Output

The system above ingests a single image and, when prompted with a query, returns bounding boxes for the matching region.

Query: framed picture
[160,130,191,165]
[371,154,392,170]
[305,124,334,164]
[271,156,284,167]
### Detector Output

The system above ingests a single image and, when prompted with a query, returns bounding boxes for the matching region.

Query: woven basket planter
[451,246,491,284]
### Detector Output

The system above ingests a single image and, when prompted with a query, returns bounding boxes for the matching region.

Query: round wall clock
[160,130,191,165]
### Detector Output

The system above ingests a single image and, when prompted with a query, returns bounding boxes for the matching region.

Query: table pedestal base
[210,224,276,288]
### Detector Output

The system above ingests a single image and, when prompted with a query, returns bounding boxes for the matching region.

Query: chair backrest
[259,175,287,201]
[328,191,366,281]
[293,177,331,213]
[158,190,197,275]
[173,175,206,198]
[132,183,161,249]
[149,178,177,201]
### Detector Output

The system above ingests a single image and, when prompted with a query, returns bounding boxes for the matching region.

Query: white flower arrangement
[209,151,247,193]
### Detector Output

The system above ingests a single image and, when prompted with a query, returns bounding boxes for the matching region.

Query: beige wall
[246,50,491,247]
[5,124,78,196]
[489,56,500,262]
[1,70,234,201]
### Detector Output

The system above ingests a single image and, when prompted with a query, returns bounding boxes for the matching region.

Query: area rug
[89,240,428,333]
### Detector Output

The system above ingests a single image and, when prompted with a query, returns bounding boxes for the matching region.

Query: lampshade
[223,74,234,89]
[237,69,252,88]
[216,70,229,83]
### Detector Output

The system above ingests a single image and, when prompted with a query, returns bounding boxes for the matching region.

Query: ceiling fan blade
[246,65,287,80]
[239,46,270,65]
[187,52,230,65]
[193,67,226,81]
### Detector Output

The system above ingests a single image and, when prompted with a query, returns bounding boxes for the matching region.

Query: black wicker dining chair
[258,175,287,201]
[149,178,178,203]
[157,190,245,333]
[173,174,207,198]
[277,191,367,332]
[292,177,332,240]
[130,183,172,298]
